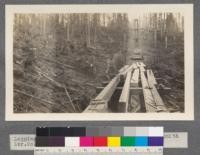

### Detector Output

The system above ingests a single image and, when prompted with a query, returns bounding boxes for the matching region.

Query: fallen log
[14,89,55,106]
[38,56,75,70]
[34,66,76,112]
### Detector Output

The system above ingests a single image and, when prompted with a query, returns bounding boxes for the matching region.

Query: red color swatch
[93,137,107,146]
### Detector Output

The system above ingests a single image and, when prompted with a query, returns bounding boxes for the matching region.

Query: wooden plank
[136,61,145,72]
[119,63,136,78]
[84,63,137,113]
[96,86,142,91]
[132,63,138,69]
[119,65,129,73]
[139,66,145,72]
[140,71,157,112]
[84,64,135,113]
[136,61,146,67]
[140,62,146,67]
[84,75,121,113]
[83,100,110,113]
[95,75,121,102]
[147,69,157,87]
[150,86,168,112]
[96,86,142,96]
[118,70,132,112]
[136,62,140,67]
[131,56,143,60]
[131,68,139,87]
[147,70,168,112]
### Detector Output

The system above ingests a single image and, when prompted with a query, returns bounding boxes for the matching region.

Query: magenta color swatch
[80,137,93,146]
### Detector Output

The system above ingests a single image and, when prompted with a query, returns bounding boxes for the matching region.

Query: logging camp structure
[84,60,171,113]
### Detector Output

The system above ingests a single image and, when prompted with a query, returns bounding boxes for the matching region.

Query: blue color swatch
[135,136,148,146]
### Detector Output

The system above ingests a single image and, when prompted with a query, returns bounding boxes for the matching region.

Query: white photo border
[5,4,194,121]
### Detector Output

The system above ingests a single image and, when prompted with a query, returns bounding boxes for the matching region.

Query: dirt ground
[13,27,126,113]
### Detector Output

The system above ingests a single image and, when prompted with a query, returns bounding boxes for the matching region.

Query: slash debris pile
[13,14,128,113]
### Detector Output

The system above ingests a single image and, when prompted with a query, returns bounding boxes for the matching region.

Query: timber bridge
[84,61,170,113]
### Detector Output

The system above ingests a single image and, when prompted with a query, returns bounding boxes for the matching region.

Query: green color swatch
[121,136,135,146]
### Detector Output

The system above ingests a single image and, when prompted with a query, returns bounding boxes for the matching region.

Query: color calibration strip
[35,127,163,147]
[36,136,163,147]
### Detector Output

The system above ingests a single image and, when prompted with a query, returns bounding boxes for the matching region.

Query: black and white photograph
[5,5,194,120]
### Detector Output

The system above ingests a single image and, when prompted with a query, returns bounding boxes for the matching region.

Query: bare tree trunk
[177,13,181,32]
[66,15,70,41]
[181,16,184,33]
[28,15,32,24]
[43,15,46,34]
[123,33,127,50]
[87,14,91,47]
[154,30,157,47]
[134,19,139,42]
[165,35,168,48]
[39,15,43,34]
[103,14,106,26]
[163,13,168,48]
[159,14,163,41]
[94,26,97,48]
[153,14,157,48]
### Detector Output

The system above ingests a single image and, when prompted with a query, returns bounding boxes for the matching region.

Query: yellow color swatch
[107,137,120,147]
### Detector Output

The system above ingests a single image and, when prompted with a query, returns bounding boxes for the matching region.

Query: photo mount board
[0,1,200,155]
